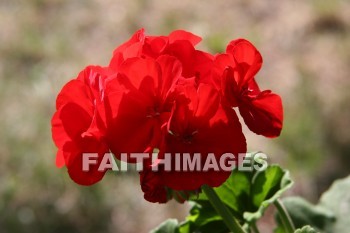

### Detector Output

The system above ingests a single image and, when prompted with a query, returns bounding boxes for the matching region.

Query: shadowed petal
[239,91,283,138]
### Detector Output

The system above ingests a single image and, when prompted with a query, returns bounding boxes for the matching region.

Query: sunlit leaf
[150,219,179,233]
[275,197,334,233]
[191,163,293,227]
[320,175,350,233]
[294,225,318,233]
[178,202,228,233]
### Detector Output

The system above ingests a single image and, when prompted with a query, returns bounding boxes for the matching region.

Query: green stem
[274,199,295,233]
[251,222,260,233]
[201,184,246,233]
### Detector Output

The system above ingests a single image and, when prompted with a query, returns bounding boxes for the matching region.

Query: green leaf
[150,219,179,233]
[294,225,318,233]
[244,165,293,223]
[274,176,350,233]
[178,202,228,233]
[275,197,335,232]
[191,163,293,227]
[252,165,285,206]
[319,175,350,233]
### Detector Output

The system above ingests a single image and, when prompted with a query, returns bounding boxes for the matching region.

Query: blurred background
[0,0,349,232]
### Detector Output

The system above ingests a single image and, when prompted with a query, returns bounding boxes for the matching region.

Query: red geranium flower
[104,55,183,162]
[140,166,169,204]
[213,39,283,137]
[51,29,283,203]
[152,79,246,191]
[51,66,110,185]
[109,29,213,79]
[140,166,201,204]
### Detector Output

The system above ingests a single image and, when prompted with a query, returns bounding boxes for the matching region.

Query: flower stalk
[274,199,295,233]
[201,184,246,233]
[251,222,260,233]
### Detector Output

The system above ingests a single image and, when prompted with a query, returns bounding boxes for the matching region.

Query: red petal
[160,105,246,190]
[109,29,145,70]
[143,36,168,58]
[192,50,214,84]
[64,137,109,186]
[51,111,68,148]
[160,87,246,190]
[122,42,143,60]
[246,78,261,95]
[226,39,262,87]
[239,91,283,138]
[104,88,157,162]
[212,54,236,91]
[77,66,111,101]
[168,83,220,136]
[164,40,196,78]
[194,84,220,122]
[112,28,145,55]
[167,94,192,136]
[221,66,240,107]
[55,79,92,110]
[104,57,170,161]
[56,149,65,168]
[168,30,202,46]
[156,55,182,101]
[140,168,168,203]
[54,102,92,139]
[51,103,92,148]
[119,57,160,92]
[108,52,124,71]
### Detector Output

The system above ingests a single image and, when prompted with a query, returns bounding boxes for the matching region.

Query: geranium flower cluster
[51,29,283,203]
